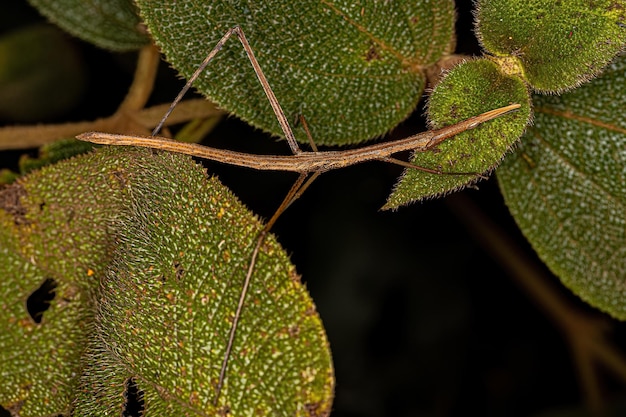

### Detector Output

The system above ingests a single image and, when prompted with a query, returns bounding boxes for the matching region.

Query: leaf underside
[498,55,626,320]
[27,0,149,51]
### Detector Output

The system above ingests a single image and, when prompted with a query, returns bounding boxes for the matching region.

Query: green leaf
[0,147,125,416]
[0,210,86,417]
[27,0,149,51]
[497,55,626,319]
[76,148,333,416]
[135,0,456,145]
[19,139,95,175]
[0,147,333,415]
[475,0,626,92]
[384,59,531,209]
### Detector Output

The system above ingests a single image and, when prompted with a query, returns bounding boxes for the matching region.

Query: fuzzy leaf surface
[476,0,626,92]
[75,148,334,416]
[135,0,455,145]
[0,147,333,416]
[27,0,148,51]
[0,217,86,417]
[498,56,626,319]
[384,59,531,209]
[0,147,127,416]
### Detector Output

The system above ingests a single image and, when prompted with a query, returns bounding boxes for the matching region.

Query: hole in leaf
[123,377,144,417]
[26,277,57,324]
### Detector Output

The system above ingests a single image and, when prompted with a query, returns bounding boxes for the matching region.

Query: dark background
[2,1,626,416]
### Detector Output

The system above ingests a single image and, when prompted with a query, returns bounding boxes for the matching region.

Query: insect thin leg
[214,172,312,404]
[153,26,302,157]
[379,156,488,179]
[288,171,321,210]
[153,27,239,136]
[231,27,301,155]
[299,115,318,152]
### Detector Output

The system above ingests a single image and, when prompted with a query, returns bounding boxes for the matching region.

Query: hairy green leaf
[18,139,95,175]
[498,56,626,319]
[0,147,126,416]
[135,0,455,145]
[0,147,333,415]
[476,0,626,92]
[0,212,86,417]
[27,0,148,51]
[75,148,333,416]
[384,59,531,209]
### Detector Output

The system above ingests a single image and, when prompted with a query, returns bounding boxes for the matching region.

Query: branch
[0,100,223,151]
[447,193,626,416]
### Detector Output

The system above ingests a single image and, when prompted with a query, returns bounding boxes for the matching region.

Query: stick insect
[77,26,520,404]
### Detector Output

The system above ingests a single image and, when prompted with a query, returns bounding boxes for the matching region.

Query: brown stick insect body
[78,103,519,173]
[77,26,520,404]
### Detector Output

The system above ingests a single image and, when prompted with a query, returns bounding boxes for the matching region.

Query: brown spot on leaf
[0,183,28,225]
[288,324,300,337]
[289,270,302,283]
[305,401,331,417]
[173,261,185,280]
[3,399,24,417]
[111,169,129,190]
[365,42,381,62]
